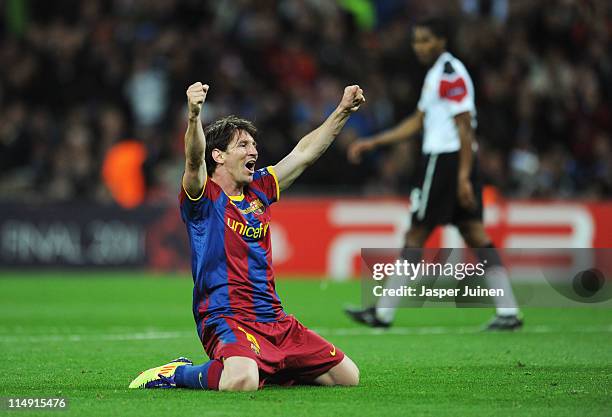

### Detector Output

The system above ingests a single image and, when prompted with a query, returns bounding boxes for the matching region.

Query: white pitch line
[0,325,611,343]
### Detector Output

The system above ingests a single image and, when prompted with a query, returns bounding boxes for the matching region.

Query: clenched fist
[338,85,366,114]
[186,82,209,119]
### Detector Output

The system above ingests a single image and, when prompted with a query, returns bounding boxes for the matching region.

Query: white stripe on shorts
[417,154,438,221]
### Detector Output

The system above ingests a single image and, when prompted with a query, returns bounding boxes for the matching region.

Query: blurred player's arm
[182,82,209,198]
[347,111,424,163]
[273,85,365,191]
[455,111,476,209]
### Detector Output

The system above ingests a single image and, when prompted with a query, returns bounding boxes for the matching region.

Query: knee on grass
[316,357,360,387]
[219,372,259,392]
[337,361,360,387]
[218,356,259,392]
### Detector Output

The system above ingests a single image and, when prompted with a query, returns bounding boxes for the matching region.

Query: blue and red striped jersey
[179,166,284,328]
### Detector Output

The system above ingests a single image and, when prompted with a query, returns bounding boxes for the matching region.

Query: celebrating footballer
[129,82,365,391]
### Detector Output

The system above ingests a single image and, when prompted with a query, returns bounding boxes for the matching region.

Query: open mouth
[245,160,256,174]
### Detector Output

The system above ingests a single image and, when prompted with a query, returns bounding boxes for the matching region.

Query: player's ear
[212,149,225,165]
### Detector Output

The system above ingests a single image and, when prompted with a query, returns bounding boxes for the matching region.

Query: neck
[431,50,445,64]
[211,170,243,196]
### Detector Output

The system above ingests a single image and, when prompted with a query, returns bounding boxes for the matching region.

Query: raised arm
[273,85,366,191]
[182,82,209,198]
[347,110,424,163]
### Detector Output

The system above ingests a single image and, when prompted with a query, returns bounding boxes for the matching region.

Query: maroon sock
[206,360,223,390]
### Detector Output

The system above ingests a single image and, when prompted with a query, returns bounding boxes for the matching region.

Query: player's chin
[415,55,430,65]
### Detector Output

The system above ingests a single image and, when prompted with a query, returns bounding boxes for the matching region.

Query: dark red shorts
[200,314,344,386]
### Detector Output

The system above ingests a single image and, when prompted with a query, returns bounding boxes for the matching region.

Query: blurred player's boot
[128,357,193,388]
[485,315,523,331]
[344,306,391,328]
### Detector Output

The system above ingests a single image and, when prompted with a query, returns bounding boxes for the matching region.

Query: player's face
[223,130,258,185]
[412,27,445,65]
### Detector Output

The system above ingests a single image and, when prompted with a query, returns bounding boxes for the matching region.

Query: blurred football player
[345,17,522,331]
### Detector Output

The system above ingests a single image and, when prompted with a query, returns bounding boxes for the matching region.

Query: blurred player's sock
[348,247,429,327]
[375,307,396,324]
[476,244,520,318]
[174,359,224,390]
[373,271,411,325]
[487,266,519,316]
[475,244,523,331]
[372,247,428,325]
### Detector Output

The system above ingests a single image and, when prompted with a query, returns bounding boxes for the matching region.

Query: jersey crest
[239,198,264,215]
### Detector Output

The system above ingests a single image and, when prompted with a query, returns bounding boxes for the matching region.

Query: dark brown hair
[414,16,450,42]
[204,115,257,176]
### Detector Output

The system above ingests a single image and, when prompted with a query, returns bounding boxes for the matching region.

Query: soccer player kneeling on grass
[129,82,365,391]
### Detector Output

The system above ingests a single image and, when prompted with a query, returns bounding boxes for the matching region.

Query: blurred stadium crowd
[0,0,610,206]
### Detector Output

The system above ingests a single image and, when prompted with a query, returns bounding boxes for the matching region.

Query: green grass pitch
[1,272,611,417]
